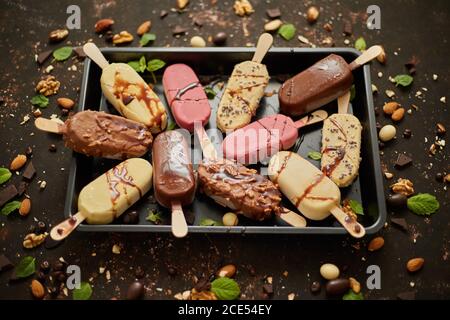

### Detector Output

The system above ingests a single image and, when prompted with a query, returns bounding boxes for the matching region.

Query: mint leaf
[30,94,49,108]
[147,59,166,72]
[349,200,364,215]
[199,218,222,226]
[146,210,163,224]
[307,151,322,161]
[343,290,364,300]
[14,256,36,278]
[407,193,439,216]
[166,122,178,131]
[278,23,296,41]
[140,33,156,46]
[204,87,216,99]
[73,282,92,300]
[139,56,147,73]
[1,201,21,216]
[0,168,12,184]
[394,74,413,87]
[127,61,141,73]
[53,46,73,61]
[355,37,367,51]
[350,84,356,101]
[211,277,240,300]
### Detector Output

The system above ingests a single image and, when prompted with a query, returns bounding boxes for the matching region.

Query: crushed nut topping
[36,76,60,96]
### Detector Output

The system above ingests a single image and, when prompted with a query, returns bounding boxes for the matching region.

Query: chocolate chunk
[37,50,52,65]
[194,277,211,292]
[122,95,134,105]
[394,154,412,168]
[25,146,33,156]
[0,255,13,272]
[122,211,139,224]
[45,237,64,249]
[49,144,57,152]
[325,278,350,296]
[387,193,407,209]
[22,161,36,181]
[212,32,227,46]
[391,217,408,231]
[266,8,281,19]
[160,10,168,19]
[193,17,203,27]
[127,282,145,300]
[310,281,321,294]
[104,30,114,42]
[397,291,415,300]
[0,185,18,208]
[16,181,28,196]
[172,25,187,35]
[73,47,86,59]
[262,284,274,295]
[405,56,419,70]
[435,172,444,182]
[343,20,353,36]
[403,128,412,138]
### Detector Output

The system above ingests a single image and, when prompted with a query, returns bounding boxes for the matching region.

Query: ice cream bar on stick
[35,111,153,159]
[198,158,306,227]
[153,131,195,238]
[268,151,365,238]
[216,33,273,132]
[279,46,383,117]
[222,110,328,164]
[50,158,153,240]
[321,91,362,187]
[83,43,167,134]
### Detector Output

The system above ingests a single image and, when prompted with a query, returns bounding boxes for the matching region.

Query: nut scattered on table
[36,75,60,96]
[57,97,75,110]
[368,236,385,251]
[436,123,446,135]
[406,257,424,273]
[377,46,387,64]
[23,232,48,249]
[137,20,151,36]
[49,29,69,42]
[190,36,206,47]
[31,280,45,299]
[383,101,400,115]
[320,263,340,280]
[191,288,218,300]
[264,19,282,32]
[233,0,254,16]
[349,277,361,293]
[112,31,134,45]
[10,154,27,170]
[390,178,414,196]
[222,212,238,226]
[19,198,31,216]
[217,264,236,278]
[177,0,189,9]
[391,107,405,122]
[306,6,320,23]
[95,18,114,33]
[379,124,396,142]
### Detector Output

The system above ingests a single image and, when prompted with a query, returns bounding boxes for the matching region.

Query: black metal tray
[64,47,386,235]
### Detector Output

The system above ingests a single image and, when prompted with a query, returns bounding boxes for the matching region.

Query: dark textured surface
[0,0,449,300]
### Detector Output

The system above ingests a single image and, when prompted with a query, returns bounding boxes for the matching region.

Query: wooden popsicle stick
[194,126,218,160]
[83,42,110,70]
[50,212,86,241]
[251,33,273,63]
[330,206,366,238]
[337,91,351,114]
[279,208,307,227]
[348,45,383,70]
[34,118,63,134]
[294,110,328,129]
[171,202,188,238]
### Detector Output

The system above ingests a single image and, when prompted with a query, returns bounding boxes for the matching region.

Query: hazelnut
[306,6,320,23]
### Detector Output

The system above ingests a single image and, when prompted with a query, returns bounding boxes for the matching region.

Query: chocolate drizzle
[172,81,201,104]
[294,173,326,207]
[322,117,348,177]
[105,163,142,205]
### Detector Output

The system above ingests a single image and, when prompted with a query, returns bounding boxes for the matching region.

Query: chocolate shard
[0,185,18,208]
[16,181,28,196]
[397,291,416,300]
[172,25,187,35]
[262,284,274,295]
[194,277,211,292]
[0,255,13,272]
[391,217,408,231]
[160,10,169,19]
[73,47,86,59]
[22,161,36,181]
[394,154,412,168]
[37,50,52,65]
[266,8,281,19]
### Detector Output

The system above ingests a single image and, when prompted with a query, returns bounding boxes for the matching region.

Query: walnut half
[23,233,48,249]
[36,76,60,96]
[390,178,414,196]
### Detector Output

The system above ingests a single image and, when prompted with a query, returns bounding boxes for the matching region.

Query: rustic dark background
[0,0,448,300]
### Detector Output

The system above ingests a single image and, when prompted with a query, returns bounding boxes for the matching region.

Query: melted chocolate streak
[105,164,142,206]
[256,116,289,156]
[93,116,147,148]
[322,118,348,176]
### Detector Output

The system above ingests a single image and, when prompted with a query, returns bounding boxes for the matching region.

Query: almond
[217,264,236,278]
[19,198,31,216]
[391,107,405,122]
[177,0,189,9]
[377,46,387,64]
[406,258,424,273]
[31,280,45,299]
[57,97,75,110]
[95,18,114,33]
[10,154,27,171]
[137,21,151,36]
[368,236,384,252]
[382,101,400,115]
[349,277,361,293]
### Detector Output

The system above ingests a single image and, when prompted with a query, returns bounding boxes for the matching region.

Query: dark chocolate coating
[279,54,353,117]
[152,131,196,208]
[62,111,153,159]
